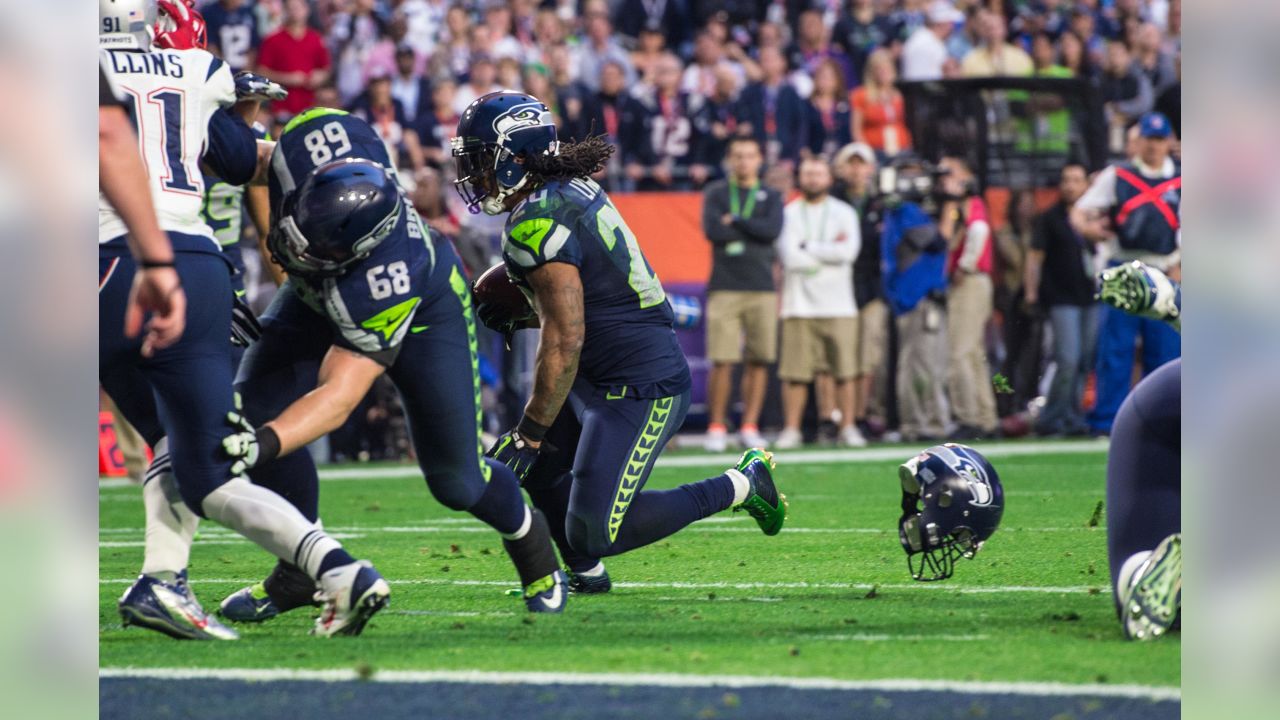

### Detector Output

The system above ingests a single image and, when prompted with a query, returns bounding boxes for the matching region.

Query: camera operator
[937,156,999,439]
[880,157,951,441]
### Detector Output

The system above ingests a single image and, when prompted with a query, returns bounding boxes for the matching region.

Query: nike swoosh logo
[544,582,564,610]
[410,325,430,333]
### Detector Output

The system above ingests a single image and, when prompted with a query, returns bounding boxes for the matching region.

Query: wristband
[140,259,176,269]
[255,426,282,464]
[516,415,550,443]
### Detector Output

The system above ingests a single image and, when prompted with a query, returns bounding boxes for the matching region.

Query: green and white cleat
[732,448,787,535]
[1097,261,1181,329]
[1120,533,1182,641]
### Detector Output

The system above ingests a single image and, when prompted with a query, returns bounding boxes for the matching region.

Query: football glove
[153,0,207,51]
[475,298,520,348]
[222,396,281,475]
[234,71,289,102]
[230,295,263,348]
[486,429,541,482]
[1097,261,1181,330]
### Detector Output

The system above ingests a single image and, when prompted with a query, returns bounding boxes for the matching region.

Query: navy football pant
[99,250,238,514]
[235,246,526,534]
[1106,358,1181,608]
[524,381,736,564]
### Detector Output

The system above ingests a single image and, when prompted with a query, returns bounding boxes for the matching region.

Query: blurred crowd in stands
[190,0,1180,462]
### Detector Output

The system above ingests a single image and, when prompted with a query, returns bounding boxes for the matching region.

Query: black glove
[486,429,541,482]
[230,294,263,348]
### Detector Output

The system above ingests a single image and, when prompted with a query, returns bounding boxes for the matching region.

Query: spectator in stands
[938,156,998,438]
[690,65,741,183]
[416,79,458,167]
[485,5,524,61]
[628,53,706,189]
[851,49,911,157]
[1058,30,1097,80]
[702,136,786,452]
[1155,52,1180,138]
[834,142,888,435]
[962,8,1034,77]
[631,27,668,86]
[439,4,473,80]
[1069,3,1107,65]
[615,0,687,52]
[1100,40,1154,141]
[452,54,501,115]
[1162,0,1181,55]
[736,47,805,168]
[590,60,646,190]
[575,1,635,92]
[257,0,331,121]
[684,30,745,99]
[1133,22,1177,94]
[1031,31,1070,78]
[902,1,964,81]
[1072,111,1180,434]
[776,157,866,449]
[328,0,385,104]
[789,9,852,91]
[834,0,903,85]
[390,43,431,131]
[882,159,950,441]
[203,0,260,73]
[1026,163,1098,437]
[804,59,853,161]
[350,69,427,177]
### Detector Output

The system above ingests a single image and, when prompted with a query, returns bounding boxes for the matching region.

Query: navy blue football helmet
[897,443,1005,581]
[451,91,559,215]
[273,158,402,278]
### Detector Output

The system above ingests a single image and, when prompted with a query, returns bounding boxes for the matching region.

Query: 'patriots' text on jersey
[502,178,691,396]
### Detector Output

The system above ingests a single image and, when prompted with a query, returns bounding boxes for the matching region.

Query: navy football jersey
[270,109,435,365]
[502,178,690,397]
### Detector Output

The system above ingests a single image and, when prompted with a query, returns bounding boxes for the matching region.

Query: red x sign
[1115,167,1181,229]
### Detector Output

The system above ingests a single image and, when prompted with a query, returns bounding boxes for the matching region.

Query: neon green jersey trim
[607,396,675,542]
[360,297,421,341]
[281,107,349,136]
[508,217,555,256]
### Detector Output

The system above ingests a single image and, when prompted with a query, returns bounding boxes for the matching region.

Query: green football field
[98,441,1179,691]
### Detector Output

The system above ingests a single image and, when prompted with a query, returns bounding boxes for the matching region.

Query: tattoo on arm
[525,263,585,427]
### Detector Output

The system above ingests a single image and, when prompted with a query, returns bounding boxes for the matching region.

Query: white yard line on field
[98,666,1176,702]
[98,440,1108,488]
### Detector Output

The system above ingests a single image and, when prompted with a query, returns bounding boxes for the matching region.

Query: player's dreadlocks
[524,135,615,183]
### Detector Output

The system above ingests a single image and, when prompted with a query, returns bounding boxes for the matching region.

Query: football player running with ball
[217,108,567,620]
[456,92,787,591]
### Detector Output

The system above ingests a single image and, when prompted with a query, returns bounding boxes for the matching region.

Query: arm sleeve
[1074,166,1117,213]
[205,56,237,108]
[1029,212,1050,251]
[1114,73,1154,119]
[701,186,736,244]
[503,201,583,273]
[957,219,990,272]
[807,204,861,265]
[204,109,258,186]
[731,190,785,243]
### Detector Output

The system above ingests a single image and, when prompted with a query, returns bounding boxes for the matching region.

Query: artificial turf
[98,445,1179,689]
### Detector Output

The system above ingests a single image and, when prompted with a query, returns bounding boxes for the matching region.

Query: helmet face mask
[450,92,559,216]
[897,444,1004,582]
[270,159,403,279]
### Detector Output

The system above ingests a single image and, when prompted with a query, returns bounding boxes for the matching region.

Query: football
[472,261,535,326]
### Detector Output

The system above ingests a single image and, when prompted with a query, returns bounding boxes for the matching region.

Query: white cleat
[841,425,868,448]
[773,428,802,450]
[1119,533,1182,641]
[312,561,391,637]
[740,426,768,449]
[704,427,728,453]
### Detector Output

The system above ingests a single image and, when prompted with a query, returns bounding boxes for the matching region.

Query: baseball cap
[836,142,876,166]
[928,1,964,25]
[1138,112,1172,138]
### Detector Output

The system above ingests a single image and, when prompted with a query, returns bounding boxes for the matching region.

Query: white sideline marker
[98,666,1178,702]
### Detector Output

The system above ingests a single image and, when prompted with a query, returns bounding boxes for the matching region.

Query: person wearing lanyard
[775,158,866,449]
[1071,111,1181,434]
[701,137,786,452]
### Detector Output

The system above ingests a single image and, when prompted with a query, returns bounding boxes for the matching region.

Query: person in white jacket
[775,158,867,449]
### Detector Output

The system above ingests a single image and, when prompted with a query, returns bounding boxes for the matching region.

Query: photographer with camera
[938,156,1000,439]
[880,157,952,442]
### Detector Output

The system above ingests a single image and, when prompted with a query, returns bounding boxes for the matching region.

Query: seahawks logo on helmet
[930,444,996,507]
[492,103,552,146]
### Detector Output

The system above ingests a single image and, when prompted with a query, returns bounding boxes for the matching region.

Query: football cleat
[566,564,612,594]
[312,561,391,637]
[219,583,282,623]
[732,448,787,536]
[523,570,568,613]
[1120,533,1182,641]
[119,573,239,640]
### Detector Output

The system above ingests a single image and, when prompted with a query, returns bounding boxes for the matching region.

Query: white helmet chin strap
[481,173,533,216]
